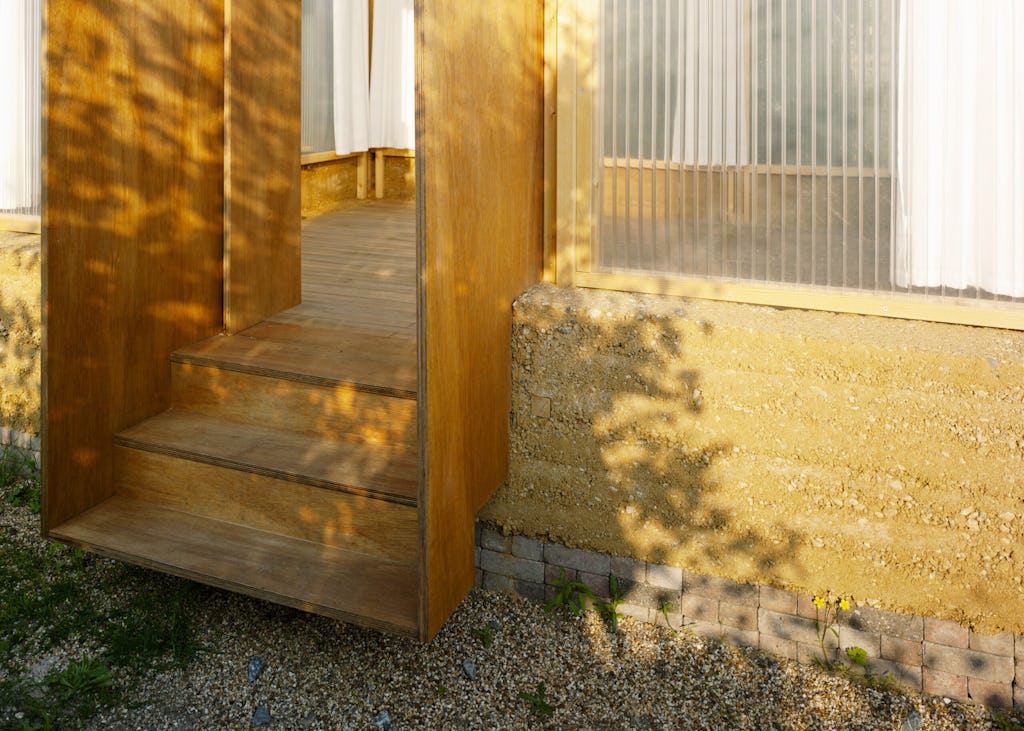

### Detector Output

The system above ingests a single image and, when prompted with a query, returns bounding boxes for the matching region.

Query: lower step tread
[50,496,420,636]
[116,410,418,506]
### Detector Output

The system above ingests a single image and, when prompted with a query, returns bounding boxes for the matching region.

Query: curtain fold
[894,0,1024,297]
[332,0,370,155]
[369,0,416,150]
[0,0,42,214]
[671,0,748,166]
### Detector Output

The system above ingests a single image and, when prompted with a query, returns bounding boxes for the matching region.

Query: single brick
[617,579,680,610]
[682,571,758,603]
[680,594,719,624]
[1014,682,1024,715]
[480,526,511,553]
[866,658,922,690]
[620,603,651,623]
[545,563,577,585]
[842,606,924,642]
[759,634,798,661]
[758,608,820,646]
[609,555,646,583]
[647,562,683,590]
[923,668,968,701]
[514,580,546,604]
[475,545,481,568]
[968,678,1013,710]
[969,631,1015,657]
[1016,633,1024,661]
[480,550,544,583]
[760,585,797,614]
[796,594,820,620]
[881,635,923,666]
[719,625,757,648]
[511,535,544,561]
[923,643,1016,684]
[797,642,829,666]
[475,568,483,587]
[544,543,610,575]
[838,626,881,658]
[579,571,610,600]
[482,571,513,592]
[924,618,969,648]
[689,621,725,640]
[719,602,758,631]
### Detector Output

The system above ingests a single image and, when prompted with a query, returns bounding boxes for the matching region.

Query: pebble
[247,655,266,682]
[370,710,392,729]
[462,657,477,681]
[251,704,270,727]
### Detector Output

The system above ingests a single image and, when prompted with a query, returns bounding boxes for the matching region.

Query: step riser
[172,363,417,447]
[115,447,418,564]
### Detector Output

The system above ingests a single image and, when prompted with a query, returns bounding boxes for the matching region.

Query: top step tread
[117,410,418,505]
[173,329,416,398]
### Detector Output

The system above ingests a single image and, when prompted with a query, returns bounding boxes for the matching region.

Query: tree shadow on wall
[482,284,807,596]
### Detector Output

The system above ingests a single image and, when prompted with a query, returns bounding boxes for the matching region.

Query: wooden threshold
[116,409,418,506]
[50,495,419,636]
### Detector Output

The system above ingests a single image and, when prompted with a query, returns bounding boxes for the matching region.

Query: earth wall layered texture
[479,283,1024,634]
[300,157,363,218]
[0,232,41,437]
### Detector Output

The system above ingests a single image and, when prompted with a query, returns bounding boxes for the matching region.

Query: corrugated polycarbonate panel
[0,0,42,216]
[593,0,1022,305]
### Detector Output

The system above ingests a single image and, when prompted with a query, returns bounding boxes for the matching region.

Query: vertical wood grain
[43,0,226,530]
[223,0,301,333]
[417,0,546,639]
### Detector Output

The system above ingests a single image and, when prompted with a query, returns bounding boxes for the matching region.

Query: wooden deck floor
[226,199,418,393]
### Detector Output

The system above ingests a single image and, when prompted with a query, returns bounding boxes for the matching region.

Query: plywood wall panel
[418,0,545,639]
[43,1,226,529]
[223,0,301,332]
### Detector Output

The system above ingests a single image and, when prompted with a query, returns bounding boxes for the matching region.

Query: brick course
[476,525,1024,715]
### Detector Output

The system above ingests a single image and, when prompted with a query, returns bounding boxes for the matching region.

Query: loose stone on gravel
[461,657,477,680]
[248,655,267,682]
[251,703,270,727]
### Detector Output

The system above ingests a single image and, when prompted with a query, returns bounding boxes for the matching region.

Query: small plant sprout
[544,569,594,617]
[812,591,851,670]
[658,600,678,632]
[845,645,868,668]
[471,624,494,649]
[598,574,625,633]
[518,681,556,720]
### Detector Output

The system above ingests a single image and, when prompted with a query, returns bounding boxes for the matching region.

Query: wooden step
[116,409,418,506]
[172,362,417,447]
[50,496,420,637]
[173,331,416,398]
[114,446,418,562]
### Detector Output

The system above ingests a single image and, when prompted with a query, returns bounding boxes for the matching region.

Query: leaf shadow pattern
[482,283,805,586]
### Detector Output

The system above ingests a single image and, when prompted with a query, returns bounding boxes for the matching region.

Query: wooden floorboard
[51,495,419,636]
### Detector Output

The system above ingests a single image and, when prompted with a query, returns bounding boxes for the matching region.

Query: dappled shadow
[0,233,41,438]
[483,283,805,586]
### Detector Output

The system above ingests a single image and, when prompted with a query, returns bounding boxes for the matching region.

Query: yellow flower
[813,596,826,608]
[839,598,851,611]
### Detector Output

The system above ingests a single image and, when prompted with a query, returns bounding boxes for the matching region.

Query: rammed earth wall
[475,526,1024,713]
[478,282,1024,710]
[0,231,41,451]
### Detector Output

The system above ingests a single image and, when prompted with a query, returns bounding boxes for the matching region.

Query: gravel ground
[0,489,1016,730]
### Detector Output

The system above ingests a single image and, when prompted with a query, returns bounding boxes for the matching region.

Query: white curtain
[369,0,416,150]
[332,0,370,155]
[894,0,1024,297]
[671,0,748,166]
[0,0,42,213]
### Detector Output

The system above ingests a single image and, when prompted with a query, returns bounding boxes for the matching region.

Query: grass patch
[0,476,212,729]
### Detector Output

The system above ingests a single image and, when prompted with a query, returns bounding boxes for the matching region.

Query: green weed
[518,681,556,720]
[544,569,594,617]
[0,445,38,490]
[597,575,624,633]
[471,624,494,649]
